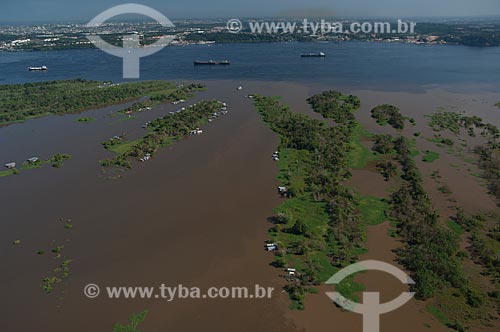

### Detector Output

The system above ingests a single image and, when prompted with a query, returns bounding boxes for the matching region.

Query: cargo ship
[300,52,326,57]
[194,60,230,65]
[29,66,48,71]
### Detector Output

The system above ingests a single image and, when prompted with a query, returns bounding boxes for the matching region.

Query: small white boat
[29,66,48,71]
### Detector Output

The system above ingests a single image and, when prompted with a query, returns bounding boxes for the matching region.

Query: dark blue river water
[1,41,500,91]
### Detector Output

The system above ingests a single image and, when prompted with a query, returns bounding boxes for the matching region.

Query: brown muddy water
[1,80,499,332]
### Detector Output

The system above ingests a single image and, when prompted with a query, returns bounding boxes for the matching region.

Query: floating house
[265,243,278,251]
[190,128,203,135]
[140,153,152,162]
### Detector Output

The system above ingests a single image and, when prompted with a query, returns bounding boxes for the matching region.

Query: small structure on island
[5,162,16,169]
[190,128,203,135]
[272,151,279,161]
[277,186,287,194]
[140,153,152,162]
[265,243,278,251]
[27,157,39,163]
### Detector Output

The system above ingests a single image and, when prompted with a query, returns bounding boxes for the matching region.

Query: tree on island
[291,219,308,236]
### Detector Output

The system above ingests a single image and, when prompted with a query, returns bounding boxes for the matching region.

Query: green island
[253,91,368,309]
[376,133,499,331]
[370,104,406,130]
[101,100,225,168]
[0,79,204,126]
[0,153,71,178]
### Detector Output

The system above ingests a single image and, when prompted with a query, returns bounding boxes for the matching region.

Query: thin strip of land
[253,91,368,308]
[0,80,205,126]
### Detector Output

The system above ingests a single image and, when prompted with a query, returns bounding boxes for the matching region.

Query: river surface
[1,41,500,92]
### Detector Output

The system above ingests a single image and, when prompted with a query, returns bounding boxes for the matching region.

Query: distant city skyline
[1,0,500,23]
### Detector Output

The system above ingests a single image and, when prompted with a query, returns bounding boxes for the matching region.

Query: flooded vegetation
[2,78,499,332]
[253,91,370,308]
[371,104,407,130]
[100,100,228,169]
[0,80,197,126]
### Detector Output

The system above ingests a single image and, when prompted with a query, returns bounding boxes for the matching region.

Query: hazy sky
[2,0,500,23]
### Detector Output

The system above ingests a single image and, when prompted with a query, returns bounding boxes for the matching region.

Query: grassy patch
[107,139,144,155]
[335,273,365,302]
[276,148,311,196]
[0,169,15,177]
[427,137,454,147]
[408,138,420,157]
[428,305,451,326]
[274,198,330,238]
[357,196,388,226]
[76,117,95,123]
[446,220,464,236]
[422,150,440,163]
[348,125,380,169]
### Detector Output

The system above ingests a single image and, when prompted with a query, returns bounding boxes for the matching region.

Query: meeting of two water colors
[1,41,499,92]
